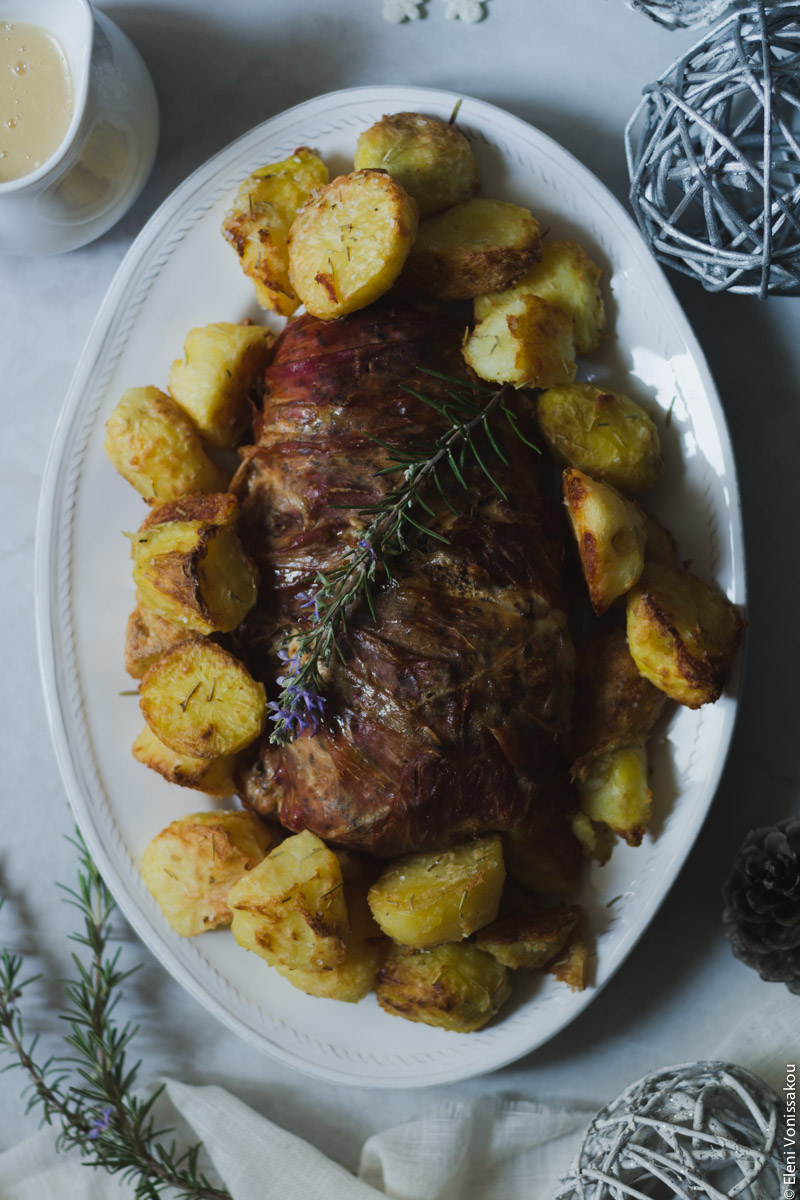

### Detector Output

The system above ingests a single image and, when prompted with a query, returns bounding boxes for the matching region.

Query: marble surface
[1,0,798,1170]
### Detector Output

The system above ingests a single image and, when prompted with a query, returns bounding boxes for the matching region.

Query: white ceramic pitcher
[0,0,158,255]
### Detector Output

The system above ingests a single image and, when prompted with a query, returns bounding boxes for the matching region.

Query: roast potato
[547,935,589,991]
[169,322,274,448]
[538,383,663,494]
[574,745,652,846]
[353,111,478,218]
[141,811,278,937]
[476,905,582,970]
[571,812,616,864]
[502,776,582,896]
[132,724,240,796]
[105,386,227,502]
[139,640,266,759]
[287,169,418,319]
[229,830,348,972]
[130,494,258,634]
[367,835,505,948]
[644,513,679,566]
[404,198,540,300]
[376,942,510,1032]
[626,562,745,708]
[563,468,646,614]
[125,598,199,679]
[462,293,576,388]
[221,146,329,315]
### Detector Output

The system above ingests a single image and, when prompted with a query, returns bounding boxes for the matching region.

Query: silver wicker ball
[625,2,800,297]
[628,0,744,30]
[554,1061,785,1200]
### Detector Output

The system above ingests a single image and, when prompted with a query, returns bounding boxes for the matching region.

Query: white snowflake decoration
[381,0,485,21]
[382,0,423,21]
[445,0,484,19]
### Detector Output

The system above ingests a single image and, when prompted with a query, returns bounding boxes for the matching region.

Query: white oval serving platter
[36,85,745,1088]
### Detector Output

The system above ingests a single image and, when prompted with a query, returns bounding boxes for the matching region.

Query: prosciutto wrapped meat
[233,303,574,857]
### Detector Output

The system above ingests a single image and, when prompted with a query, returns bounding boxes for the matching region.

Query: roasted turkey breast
[232,303,574,856]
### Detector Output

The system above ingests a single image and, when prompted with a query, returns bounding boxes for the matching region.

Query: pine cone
[722,816,800,994]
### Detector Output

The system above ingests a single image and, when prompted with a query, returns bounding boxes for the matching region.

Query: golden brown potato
[288,169,418,320]
[229,830,349,972]
[221,147,329,316]
[130,495,258,635]
[547,936,589,991]
[367,836,505,948]
[563,468,646,615]
[574,745,652,847]
[353,111,478,218]
[644,513,679,566]
[169,323,274,448]
[376,942,510,1032]
[404,199,540,301]
[502,776,582,896]
[140,640,266,759]
[462,293,576,388]
[538,383,663,494]
[125,598,199,679]
[476,905,582,970]
[626,562,745,708]
[140,811,278,937]
[570,812,616,864]
[570,625,667,763]
[104,386,227,502]
[274,854,386,1002]
[132,724,240,796]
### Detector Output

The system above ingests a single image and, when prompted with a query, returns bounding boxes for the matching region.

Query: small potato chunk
[140,641,266,759]
[367,835,505,948]
[574,745,652,847]
[125,598,199,679]
[463,293,576,388]
[221,147,329,316]
[288,169,418,320]
[547,937,589,991]
[563,468,646,615]
[169,323,274,448]
[626,562,745,708]
[644,513,679,566]
[476,905,582,970]
[404,199,541,301]
[229,831,349,972]
[132,724,240,796]
[354,111,478,218]
[570,626,667,763]
[538,383,663,494]
[571,812,616,864]
[130,496,258,634]
[141,811,278,937]
[502,776,582,896]
[376,942,510,1032]
[105,386,227,502]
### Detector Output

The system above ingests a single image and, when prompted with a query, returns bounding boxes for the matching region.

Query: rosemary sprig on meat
[0,833,231,1200]
[268,373,537,746]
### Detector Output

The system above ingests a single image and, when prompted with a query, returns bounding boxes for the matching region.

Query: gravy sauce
[0,21,73,183]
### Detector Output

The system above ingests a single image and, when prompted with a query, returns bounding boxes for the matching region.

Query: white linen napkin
[0,988,793,1200]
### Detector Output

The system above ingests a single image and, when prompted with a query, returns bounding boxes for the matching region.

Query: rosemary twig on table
[0,833,230,1200]
[268,372,537,746]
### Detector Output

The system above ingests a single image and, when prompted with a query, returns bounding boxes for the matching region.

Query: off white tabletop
[1,0,798,1168]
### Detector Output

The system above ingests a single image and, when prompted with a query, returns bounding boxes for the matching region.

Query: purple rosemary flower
[357,538,377,563]
[296,589,321,622]
[267,680,326,738]
[87,1105,113,1140]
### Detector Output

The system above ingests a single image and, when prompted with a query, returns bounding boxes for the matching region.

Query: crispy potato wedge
[563,468,647,615]
[626,562,745,708]
[570,625,667,763]
[104,386,227,502]
[354,111,478,218]
[463,293,576,388]
[288,169,418,320]
[229,830,349,972]
[538,383,663,494]
[367,835,505,948]
[476,905,582,970]
[502,776,582,896]
[574,745,652,846]
[221,147,329,316]
[125,598,199,679]
[130,496,258,635]
[141,811,278,937]
[132,724,240,795]
[169,322,274,448]
[404,199,540,301]
[140,640,266,759]
[376,942,510,1032]
[571,812,616,864]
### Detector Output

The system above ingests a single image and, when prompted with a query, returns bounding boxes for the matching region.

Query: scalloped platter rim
[35,85,745,1089]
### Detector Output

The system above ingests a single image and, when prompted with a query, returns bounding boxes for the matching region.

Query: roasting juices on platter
[104,111,745,1033]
